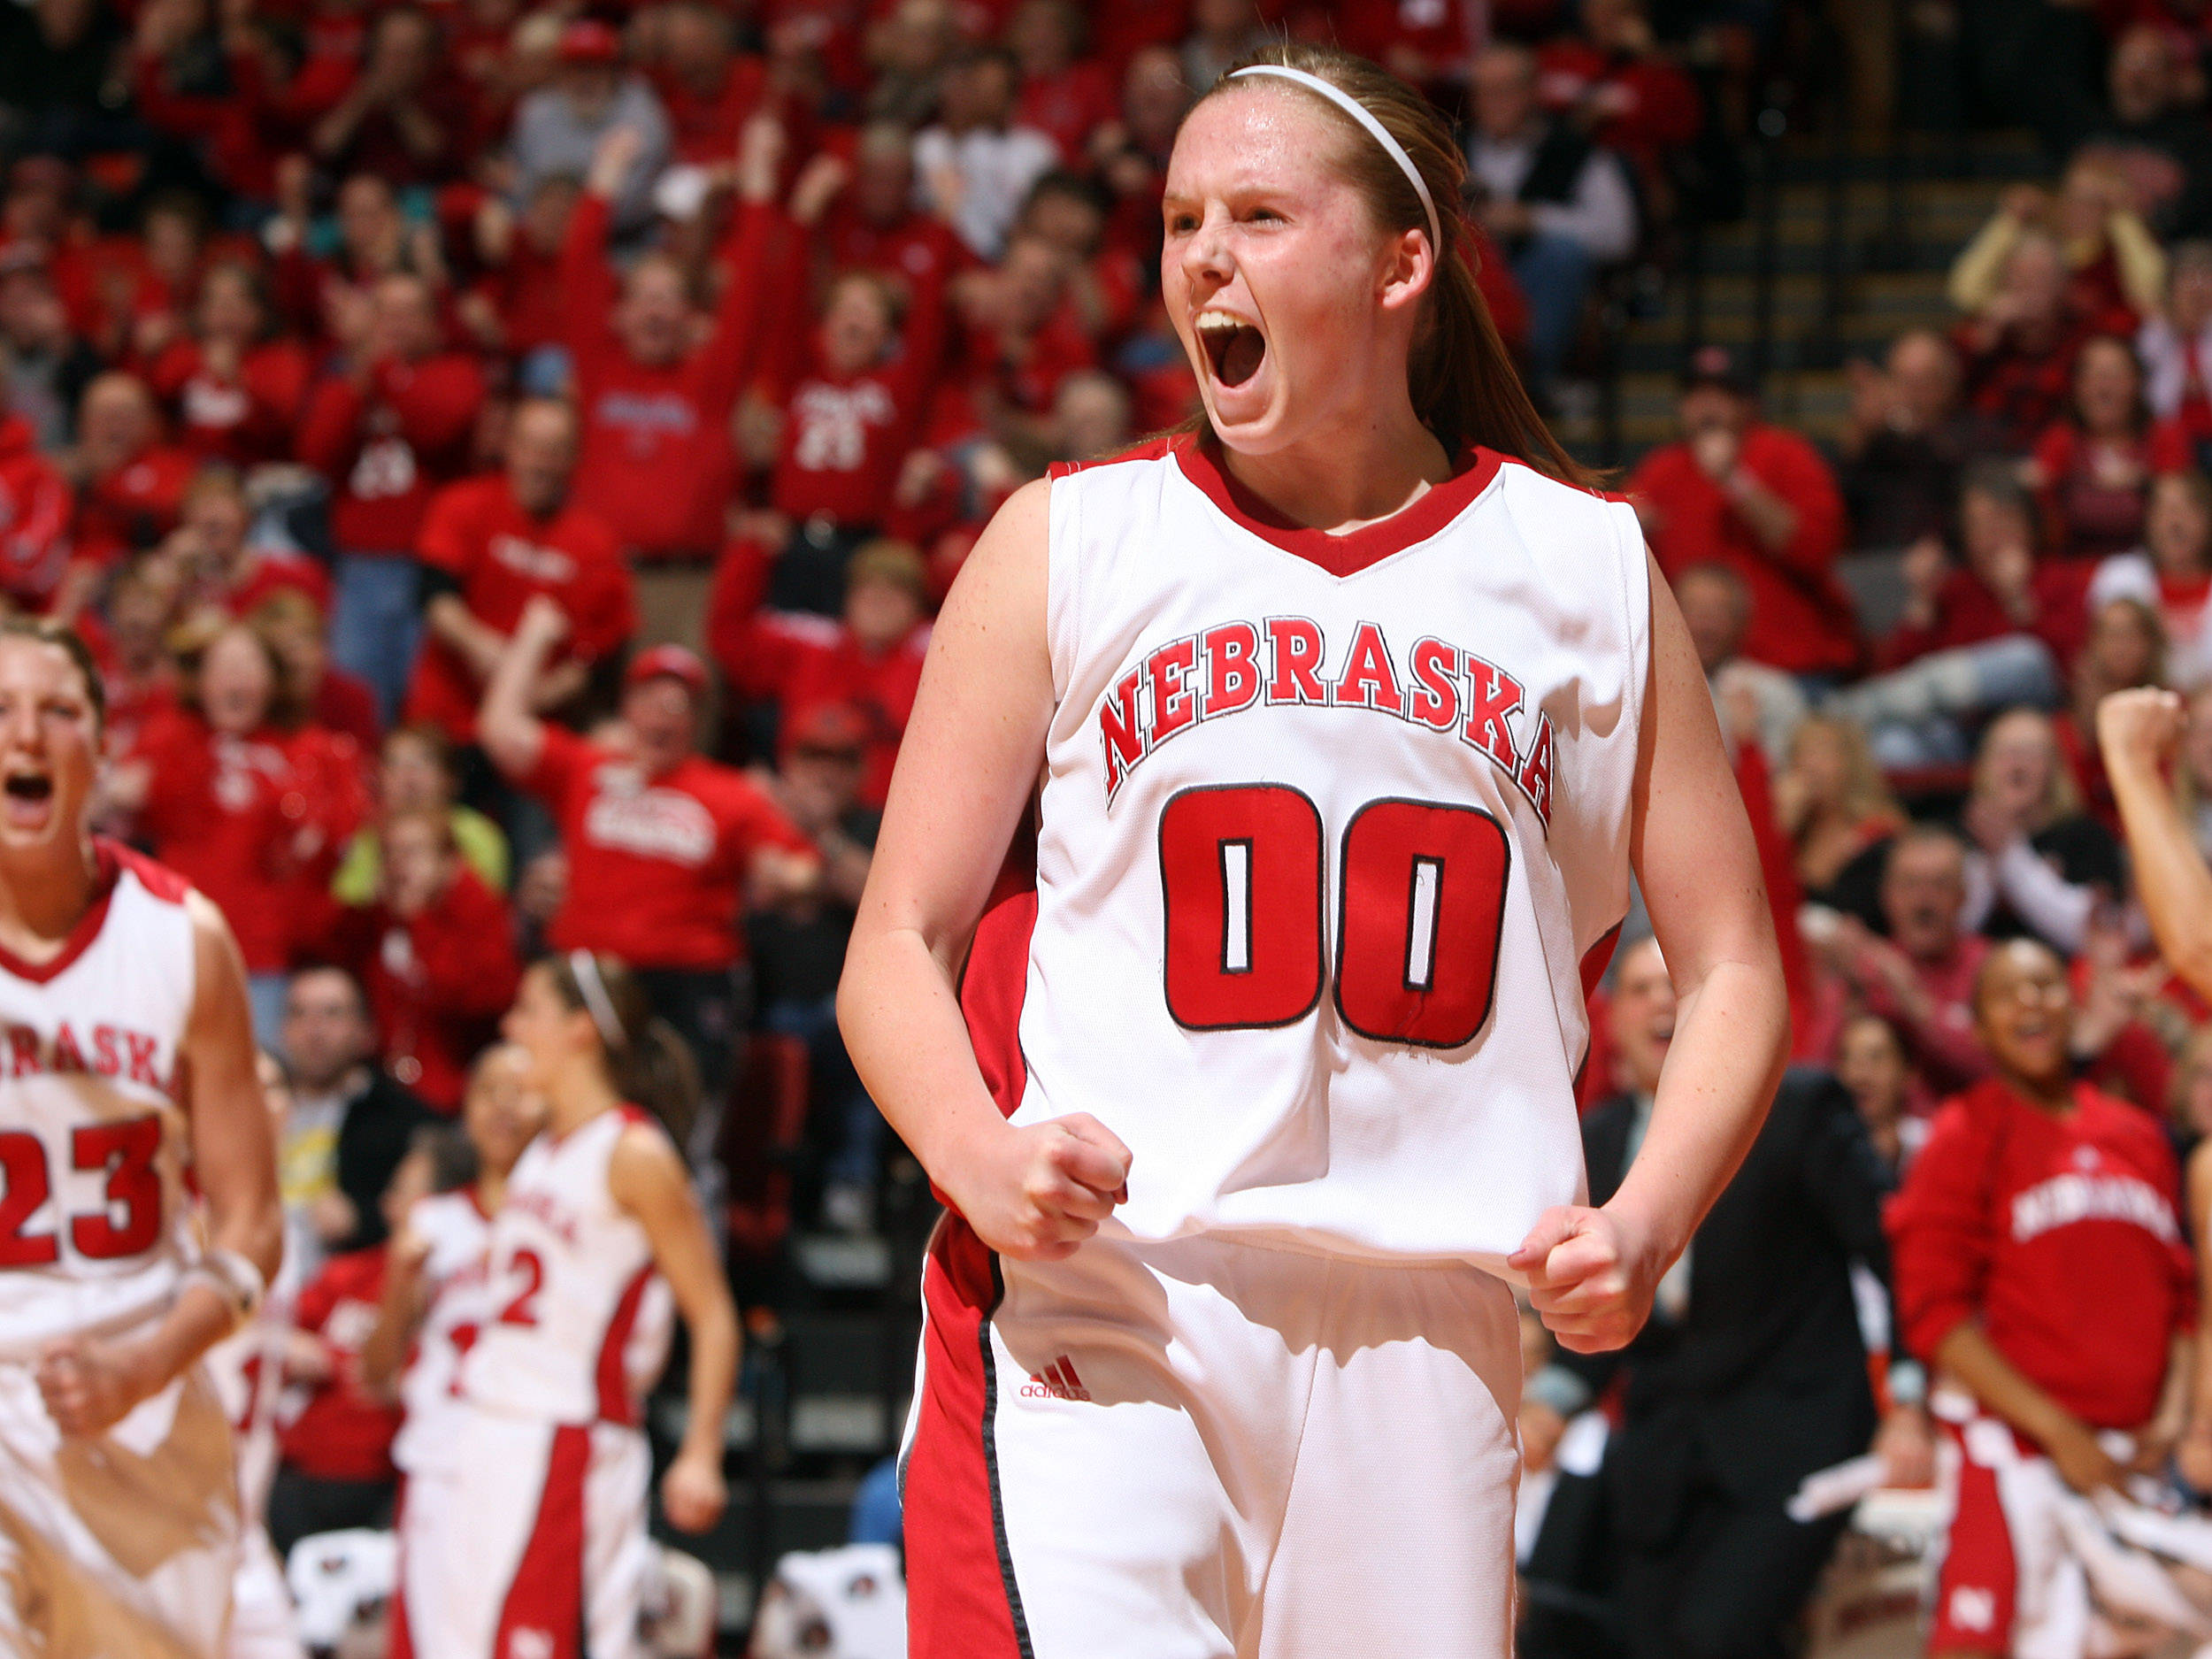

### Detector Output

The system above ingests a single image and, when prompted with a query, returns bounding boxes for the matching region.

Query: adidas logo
[1019,1356,1092,1402]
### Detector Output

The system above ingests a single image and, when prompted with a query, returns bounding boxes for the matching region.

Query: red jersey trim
[1170,434,1507,579]
[1047,434,1177,480]
[0,838,188,986]
[594,1261,656,1426]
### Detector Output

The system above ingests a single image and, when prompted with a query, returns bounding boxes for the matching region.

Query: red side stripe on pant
[1930,1426,2018,1655]
[903,1217,1030,1659]
[493,1424,592,1659]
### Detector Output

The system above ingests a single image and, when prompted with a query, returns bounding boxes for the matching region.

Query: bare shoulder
[945,478,1050,600]
[183,889,250,1002]
[607,1117,689,1210]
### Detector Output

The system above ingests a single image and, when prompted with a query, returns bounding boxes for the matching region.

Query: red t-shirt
[1888,1077,2193,1431]
[130,710,372,972]
[562,195,780,559]
[518,725,812,971]
[404,476,637,741]
[297,355,488,557]
[280,1244,403,1483]
[1629,423,1858,675]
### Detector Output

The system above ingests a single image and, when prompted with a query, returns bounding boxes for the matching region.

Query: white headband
[1228,65,1442,257]
[569,950,626,1051]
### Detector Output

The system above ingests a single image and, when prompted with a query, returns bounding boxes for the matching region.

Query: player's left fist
[2097,687,2185,772]
[661,1449,727,1534]
[35,1335,159,1438]
[1509,1205,1666,1355]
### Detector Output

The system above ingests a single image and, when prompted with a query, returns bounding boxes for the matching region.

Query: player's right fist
[955,1115,1132,1262]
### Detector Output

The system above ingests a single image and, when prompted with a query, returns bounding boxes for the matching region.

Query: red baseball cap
[557,19,623,65]
[626,644,710,699]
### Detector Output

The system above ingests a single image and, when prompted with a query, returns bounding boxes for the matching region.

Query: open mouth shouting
[3,769,54,833]
[1195,309,1267,392]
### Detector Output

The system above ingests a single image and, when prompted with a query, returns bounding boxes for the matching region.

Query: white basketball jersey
[461,1107,670,1427]
[0,841,201,1351]
[391,1186,495,1474]
[986,437,1647,1271]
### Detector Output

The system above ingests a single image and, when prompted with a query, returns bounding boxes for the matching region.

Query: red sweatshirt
[405,475,637,741]
[280,1244,403,1483]
[562,194,780,559]
[1888,1077,2193,1431]
[518,724,811,972]
[143,337,314,469]
[353,865,520,1113]
[0,417,73,611]
[762,219,950,527]
[297,355,488,557]
[130,709,372,972]
[1875,559,2095,678]
[1630,424,1858,675]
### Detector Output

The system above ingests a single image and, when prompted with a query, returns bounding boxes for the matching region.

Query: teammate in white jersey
[401,953,738,1659]
[839,44,1793,1659]
[0,618,284,1657]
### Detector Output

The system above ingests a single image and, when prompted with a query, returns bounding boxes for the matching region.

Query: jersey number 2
[0,1118,164,1268]
[1159,786,1510,1049]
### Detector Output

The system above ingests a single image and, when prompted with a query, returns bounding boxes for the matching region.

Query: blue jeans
[248,972,288,1052]
[763,994,882,1189]
[1824,634,2060,770]
[1509,233,1596,388]
[329,554,422,727]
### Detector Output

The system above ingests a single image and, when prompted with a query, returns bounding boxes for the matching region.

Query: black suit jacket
[1558,1067,1891,1547]
[334,1069,438,1252]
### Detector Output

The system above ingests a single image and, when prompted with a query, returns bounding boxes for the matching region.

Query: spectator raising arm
[478,595,566,783]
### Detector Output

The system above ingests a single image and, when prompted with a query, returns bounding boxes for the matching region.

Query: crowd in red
[30,0,2212,1618]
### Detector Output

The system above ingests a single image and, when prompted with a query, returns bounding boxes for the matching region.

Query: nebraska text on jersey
[1098,618,1556,826]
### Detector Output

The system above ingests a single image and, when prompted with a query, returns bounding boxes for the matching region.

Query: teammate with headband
[399,951,739,1659]
[842,42,1786,1657]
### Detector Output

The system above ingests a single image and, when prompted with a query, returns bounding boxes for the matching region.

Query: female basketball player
[402,957,738,1659]
[839,43,1790,1658]
[0,618,283,1655]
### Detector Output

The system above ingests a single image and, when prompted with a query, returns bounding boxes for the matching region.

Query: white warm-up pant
[900,1217,1524,1659]
[0,1360,242,1658]
[392,1407,652,1659]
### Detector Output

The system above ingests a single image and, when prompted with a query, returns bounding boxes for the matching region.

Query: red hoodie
[280,1244,403,1483]
[1887,1076,2193,1431]
[349,865,521,1113]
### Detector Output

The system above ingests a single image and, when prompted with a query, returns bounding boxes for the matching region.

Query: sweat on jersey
[1887,1077,2194,1432]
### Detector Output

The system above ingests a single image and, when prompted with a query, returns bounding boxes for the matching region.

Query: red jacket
[562,194,780,559]
[1630,424,1857,675]
[0,417,73,611]
[1888,1077,2193,1431]
[280,1244,403,1483]
[353,865,520,1114]
[297,354,488,557]
[405,475,636,741]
